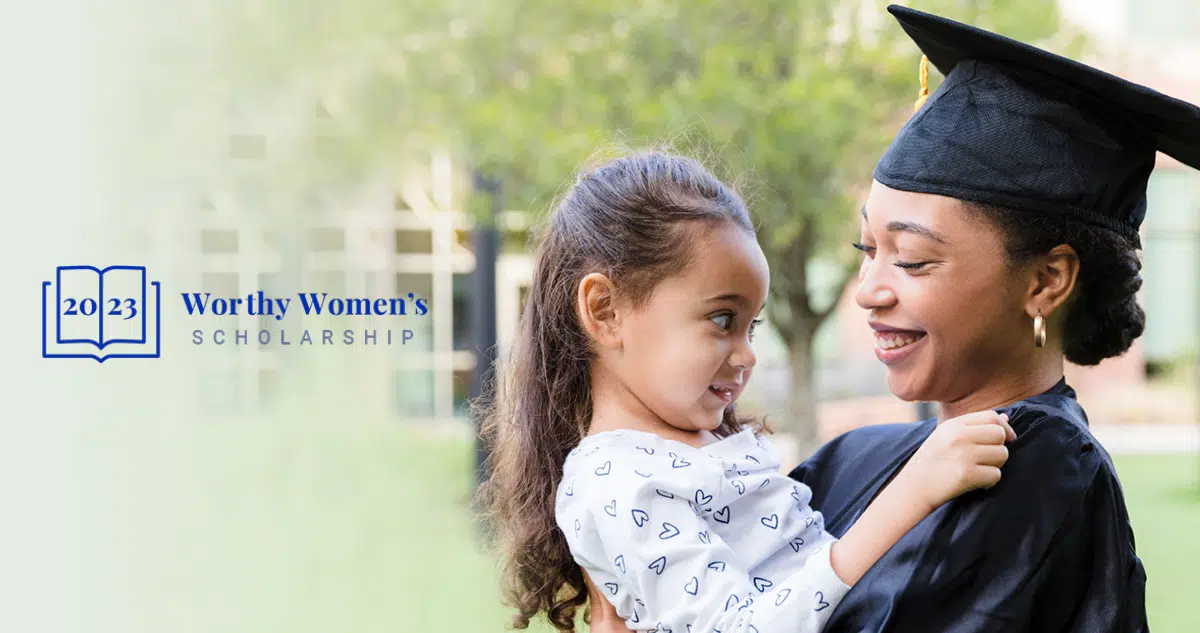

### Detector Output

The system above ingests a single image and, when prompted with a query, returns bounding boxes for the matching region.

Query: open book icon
[42,265,161,361]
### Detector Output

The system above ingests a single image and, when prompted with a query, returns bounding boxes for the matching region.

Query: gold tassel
[914,55,930,112]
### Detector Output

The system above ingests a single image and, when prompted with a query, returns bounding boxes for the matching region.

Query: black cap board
[874,4,1200,243]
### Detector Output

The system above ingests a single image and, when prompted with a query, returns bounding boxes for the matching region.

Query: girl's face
[854,180,1036,408]
[611,223,769,433]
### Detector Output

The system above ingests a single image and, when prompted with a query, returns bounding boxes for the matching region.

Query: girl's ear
[576,272,623,349]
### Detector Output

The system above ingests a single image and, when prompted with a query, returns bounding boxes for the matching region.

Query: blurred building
[186,0,1198,426]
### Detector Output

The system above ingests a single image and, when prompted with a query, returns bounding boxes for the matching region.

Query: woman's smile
[870,321,927,365]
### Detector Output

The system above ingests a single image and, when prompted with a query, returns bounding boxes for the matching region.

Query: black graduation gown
[788,379,1149,633]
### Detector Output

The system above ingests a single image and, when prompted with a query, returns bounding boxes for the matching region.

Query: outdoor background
[2,0,1198,632]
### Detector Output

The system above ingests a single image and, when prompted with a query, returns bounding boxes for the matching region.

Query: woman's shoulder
[998,395,1112,497]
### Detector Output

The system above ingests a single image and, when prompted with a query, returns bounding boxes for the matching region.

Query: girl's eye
[710,314,734,330]
[852,242,875,257]
[749,318,764,339]
[894,261,930,271]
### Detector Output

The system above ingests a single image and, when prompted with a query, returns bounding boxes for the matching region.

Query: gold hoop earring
[1033,311,1047,348]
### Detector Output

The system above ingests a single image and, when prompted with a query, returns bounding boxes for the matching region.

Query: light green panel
[1141,168,1200,362]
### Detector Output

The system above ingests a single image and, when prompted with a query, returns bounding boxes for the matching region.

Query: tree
[192,0,1074,452]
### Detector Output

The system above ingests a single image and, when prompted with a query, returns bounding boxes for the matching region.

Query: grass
[1112,455,1200,633]
[93,422,1199,633]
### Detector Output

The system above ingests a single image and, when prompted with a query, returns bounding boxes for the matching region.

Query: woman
[583,5,1200,633]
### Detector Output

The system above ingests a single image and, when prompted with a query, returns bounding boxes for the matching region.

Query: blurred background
[3,0,1198,632]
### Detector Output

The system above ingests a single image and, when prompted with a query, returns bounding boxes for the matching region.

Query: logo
[42,265,162,362]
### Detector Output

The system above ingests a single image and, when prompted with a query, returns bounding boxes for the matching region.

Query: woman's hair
[963,201,1145,365]
[475,150,764,631]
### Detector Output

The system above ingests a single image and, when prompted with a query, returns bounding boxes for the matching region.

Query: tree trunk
[786,329,820,461]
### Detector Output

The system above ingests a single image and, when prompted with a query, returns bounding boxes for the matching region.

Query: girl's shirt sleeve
[556,440,850,633]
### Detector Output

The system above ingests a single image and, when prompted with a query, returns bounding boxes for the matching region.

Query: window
[201,230,239,254]
[308,228,344,252]
[453,273,472,351]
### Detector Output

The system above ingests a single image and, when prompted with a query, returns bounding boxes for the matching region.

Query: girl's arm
[583,571,635,633]
[828,411,1014,586]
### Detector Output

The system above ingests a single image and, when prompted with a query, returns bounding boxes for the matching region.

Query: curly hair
[474,150,766,631]
[963,201,1145,365]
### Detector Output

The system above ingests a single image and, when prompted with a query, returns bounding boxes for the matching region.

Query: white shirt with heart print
[555,427,851,633]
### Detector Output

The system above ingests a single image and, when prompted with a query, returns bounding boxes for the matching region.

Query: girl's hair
[963,201,1145,365]
[476,150,764,631]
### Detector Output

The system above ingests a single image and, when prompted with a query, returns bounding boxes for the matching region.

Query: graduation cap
[874,4,1200,244]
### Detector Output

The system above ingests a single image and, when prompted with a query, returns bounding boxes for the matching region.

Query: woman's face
[854,181,1036,407]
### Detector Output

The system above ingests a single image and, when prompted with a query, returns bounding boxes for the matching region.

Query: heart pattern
[791,486,803,503]
[634,470,653,478]
[574,519,581,536]
[614,554,626,573]
[698,531,711,544]
[745,454,760,464]
[732,480,745,495]
[714,506,731,524]
[757,479,770,490]
[707,561,726,572]
[761,513,779,529]
[649,556,667,575]
[564,482,573,496]
[724,594,740,612]
[669,452,692,469]
[657,623,673,633]
[685,576,699,596]
[631,508,650,527]
[637,446,655,455]
[594,461,612,476]
[775,588,792,606]
[656,489,675,500]
[814,591,830,611]
[805,516,815,528]
[790,536,806,552]
[605,582,619,595]
[659,522,680,539]
[694,489,713,506]
[753,576,773,592]
[604,500,617,517]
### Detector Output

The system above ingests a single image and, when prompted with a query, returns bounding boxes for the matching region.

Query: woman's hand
[583,570,634,633]
[901,410,1016,512]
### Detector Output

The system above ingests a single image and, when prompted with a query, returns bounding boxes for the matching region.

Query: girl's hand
[583,569,634,633]
[899,410,1016,512]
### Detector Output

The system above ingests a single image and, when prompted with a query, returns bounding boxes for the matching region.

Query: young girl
[477,150,1014,633]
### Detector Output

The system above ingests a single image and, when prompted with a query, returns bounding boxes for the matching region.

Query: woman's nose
[855,259,898,310]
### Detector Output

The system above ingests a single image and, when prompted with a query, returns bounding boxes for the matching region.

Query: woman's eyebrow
[886,220,948,244]
[862,205,948,244]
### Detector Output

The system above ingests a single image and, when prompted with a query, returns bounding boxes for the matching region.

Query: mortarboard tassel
[914,55,929,112]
